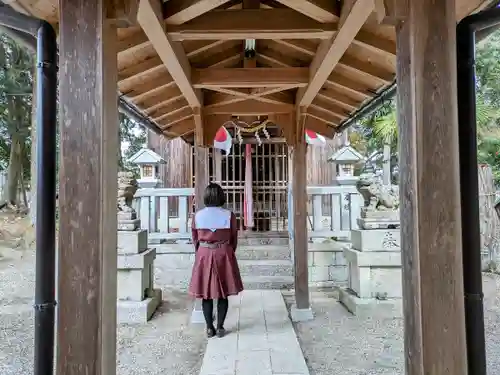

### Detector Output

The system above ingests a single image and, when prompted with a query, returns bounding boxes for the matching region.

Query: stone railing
[133,185,363,243]
[307,185,363,240]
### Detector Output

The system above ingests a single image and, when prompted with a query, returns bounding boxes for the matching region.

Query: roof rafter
[163,0,235,25]
[297,0,375,107]
[271,39,394,82]
[138,0,202,108]
[273,0,339,22]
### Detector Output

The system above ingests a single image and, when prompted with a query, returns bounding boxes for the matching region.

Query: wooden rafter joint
[193,107,205,147]
[374,0,405,25]
[108,0,140,27]
[297,0,374,107]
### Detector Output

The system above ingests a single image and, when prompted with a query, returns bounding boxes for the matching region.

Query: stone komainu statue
[356,173,399,211]
[117,171,138,213]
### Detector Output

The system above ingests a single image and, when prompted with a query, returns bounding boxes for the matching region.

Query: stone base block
[117,288,162,324]
[351,229,401,252]
[117,211,137,221]
[346,264,402,299]
[117,229,148,254]
[117,248,156,301]
[344,248,401,267]
[290,305,314,322]
[357,217,400,230]
[360,208,399,220]
[117,247,156,269]
[339,288,402,319]
[118,219,140,231]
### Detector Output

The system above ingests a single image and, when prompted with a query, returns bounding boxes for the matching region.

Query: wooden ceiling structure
[3,0,495,144]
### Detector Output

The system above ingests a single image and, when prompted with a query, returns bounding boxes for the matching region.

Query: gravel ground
[0,251,206,375]
[285,273,500,375]
[2,250,500,375]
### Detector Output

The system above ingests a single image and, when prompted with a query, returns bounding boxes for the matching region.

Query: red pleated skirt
[189,245,244,300]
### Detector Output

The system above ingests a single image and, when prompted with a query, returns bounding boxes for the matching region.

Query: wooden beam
[312,96,351,118]
[118,55,164,83]
[137,0,202,107]
[164,0,234,25]
[374,0,403,25]
[205,87,294,107]
[273,0,339,22]
[307,105,343,125]
[155,106,193,124]
[166,9,336,40]
[57,0,118,373]
[204,99,293,115]
[146,97,189,119]
[318,86,362,110]
[184,40,228,58]
[297,0,374,107]
[163,117,196,136]
[192,67,309,88]
[194,107,204,146]
[140,85,183,110]
[124,73,174,101]
[396,0,468,373]
[203,115,228,146]
[110,0,140,27]
[304,115,337,139]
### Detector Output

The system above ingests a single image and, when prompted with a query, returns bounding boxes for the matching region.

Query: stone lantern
[127,148,165,188]
[328,144,364,185]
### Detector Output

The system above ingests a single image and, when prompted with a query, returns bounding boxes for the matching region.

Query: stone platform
[198,290,310,375]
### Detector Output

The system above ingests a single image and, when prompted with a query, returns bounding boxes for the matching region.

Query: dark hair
[203,183,226,207]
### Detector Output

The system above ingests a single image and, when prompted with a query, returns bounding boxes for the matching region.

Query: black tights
[202,298,228,329]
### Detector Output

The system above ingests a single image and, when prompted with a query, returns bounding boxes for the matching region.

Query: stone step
[238,237,289,246]
[242,275,294,290]
[238,260,292,277]
[236,245,291,260]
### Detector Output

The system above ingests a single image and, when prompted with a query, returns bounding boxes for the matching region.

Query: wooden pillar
[57,0,119,374]
[192,114,209,323]
[290,111,312,321]
[396,0,467,374]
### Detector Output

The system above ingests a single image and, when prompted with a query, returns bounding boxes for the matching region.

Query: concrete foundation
[290,305,314,322]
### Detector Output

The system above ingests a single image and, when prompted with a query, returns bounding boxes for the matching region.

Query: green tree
[118,113,146,176]
[0,33,33,205]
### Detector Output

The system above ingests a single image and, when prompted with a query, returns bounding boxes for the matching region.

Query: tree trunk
[382,136,391,185]
[479,164,500,272]
[6,133,23,205]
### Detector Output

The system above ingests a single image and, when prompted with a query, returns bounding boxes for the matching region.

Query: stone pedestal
[339,227,403,318]
[117,210,161,324]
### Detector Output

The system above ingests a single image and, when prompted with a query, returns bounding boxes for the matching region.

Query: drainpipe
[0,4,57,375]
[457,6,500,375]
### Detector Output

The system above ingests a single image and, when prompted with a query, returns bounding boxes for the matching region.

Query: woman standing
[189,183,244,338]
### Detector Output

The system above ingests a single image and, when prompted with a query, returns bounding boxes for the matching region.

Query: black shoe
[216,328,225,338]
[207,327,216,338]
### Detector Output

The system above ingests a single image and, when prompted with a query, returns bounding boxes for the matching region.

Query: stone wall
[153,241,350,291]
[153,245,194,292]
[307,242,348,287]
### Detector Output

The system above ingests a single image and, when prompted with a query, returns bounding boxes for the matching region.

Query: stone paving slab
[199,290,310,375]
